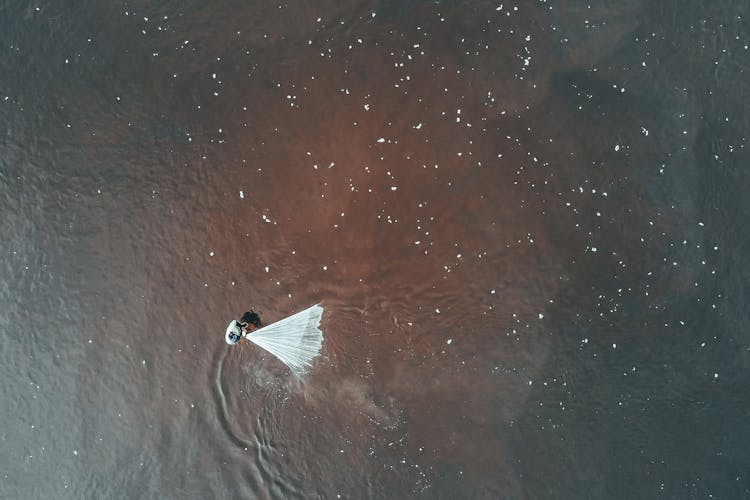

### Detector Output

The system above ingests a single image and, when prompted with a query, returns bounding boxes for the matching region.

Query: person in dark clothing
[239,310,262,333]
[225,310,263,345]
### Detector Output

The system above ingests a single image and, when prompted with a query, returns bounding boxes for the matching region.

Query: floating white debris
[447,338,453,345]
[614,144,620,152]
[377,138,385,143]
[239,190,244,199]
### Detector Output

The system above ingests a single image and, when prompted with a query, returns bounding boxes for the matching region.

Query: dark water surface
[2,1,749,498]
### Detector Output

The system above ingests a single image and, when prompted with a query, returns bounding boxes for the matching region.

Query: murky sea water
[2,1,749,498]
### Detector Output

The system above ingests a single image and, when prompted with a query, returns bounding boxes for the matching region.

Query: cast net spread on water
[246,304,324,377]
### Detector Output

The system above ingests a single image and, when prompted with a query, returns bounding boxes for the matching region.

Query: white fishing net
[245,304,324,377]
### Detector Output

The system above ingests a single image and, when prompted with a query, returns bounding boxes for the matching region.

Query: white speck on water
[264,266,269,273]
[73,450,78,456]
[447,338,452,345]
[612,343,617,349]
[322,265,328,271]
[377,137,385,143]
[435,308,441,314]
[364,103,370,111]
[614,144,620,152]
[209,251,214,257]
[391,186,398,191]
[591,247,598,252]
[239,190,244,199]
[538,313,544,319]
[491,289,496,294]
[714,373,719,379]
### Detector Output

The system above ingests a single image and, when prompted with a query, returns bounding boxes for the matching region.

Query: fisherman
[225,310,263,345]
